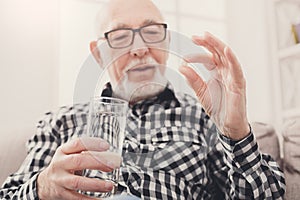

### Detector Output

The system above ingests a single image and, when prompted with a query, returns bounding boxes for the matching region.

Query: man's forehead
[97,0,164,35]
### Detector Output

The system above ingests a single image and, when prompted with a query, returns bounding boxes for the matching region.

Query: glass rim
[90,96,128,105]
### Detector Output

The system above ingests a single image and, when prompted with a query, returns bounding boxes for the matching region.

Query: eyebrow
[113,19,160,30]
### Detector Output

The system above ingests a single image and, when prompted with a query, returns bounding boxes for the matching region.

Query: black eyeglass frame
[103,23,168,49]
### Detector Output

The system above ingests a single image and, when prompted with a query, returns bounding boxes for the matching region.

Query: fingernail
[105,181,113,190]
[179,65,188,74]
[100,140,110,149]
[106,161,115,169]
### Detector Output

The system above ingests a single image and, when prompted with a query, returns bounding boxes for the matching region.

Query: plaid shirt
[0,84,285,199]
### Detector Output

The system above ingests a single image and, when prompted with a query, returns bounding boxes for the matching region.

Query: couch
[1,121,299,199]
[251,120,300,200]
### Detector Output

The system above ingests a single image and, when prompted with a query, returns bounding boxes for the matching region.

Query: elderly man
[0,0,285,199]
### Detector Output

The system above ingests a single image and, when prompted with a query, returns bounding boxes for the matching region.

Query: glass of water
[84,96,128,198]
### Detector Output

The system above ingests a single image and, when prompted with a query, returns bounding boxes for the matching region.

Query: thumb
[179,65,214,115]
[179,65,207,98]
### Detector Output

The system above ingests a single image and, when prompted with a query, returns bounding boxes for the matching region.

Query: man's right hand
[37,137,122,200]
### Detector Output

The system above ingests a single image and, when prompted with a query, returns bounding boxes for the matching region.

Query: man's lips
[125,63,158,82]
[127,65,155,72]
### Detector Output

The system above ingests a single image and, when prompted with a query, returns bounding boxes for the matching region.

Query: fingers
[179,65,207,98]
[191,34,222,67]
[61,174,114,192]
[224,46,245,83]
[192,32,245,84]
[37,167,109,200]
[192,32,229,68]
[53,187,102,200]
[201,32,226,56]
[192,32,225,57]
[60,151,122,172]
[60,190,100,200]
[183,53,216,71]
[60,137,110,155]
[38,137,118,199]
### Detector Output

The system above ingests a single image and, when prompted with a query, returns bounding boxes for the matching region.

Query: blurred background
[1,0,300,148]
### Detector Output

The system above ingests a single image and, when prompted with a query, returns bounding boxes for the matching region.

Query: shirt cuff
[217,128,262,177]
[22,172,40,200]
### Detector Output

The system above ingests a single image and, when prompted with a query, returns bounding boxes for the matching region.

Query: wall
[226,0,275,126]
[58,0,104,106]
[0,0,59,136]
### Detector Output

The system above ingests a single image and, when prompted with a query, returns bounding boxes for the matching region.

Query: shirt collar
[100,82,181,115]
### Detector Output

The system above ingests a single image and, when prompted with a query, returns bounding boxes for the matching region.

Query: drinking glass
[83,96,128,198]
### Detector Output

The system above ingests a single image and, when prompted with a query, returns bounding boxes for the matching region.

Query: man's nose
[130,33,149,57]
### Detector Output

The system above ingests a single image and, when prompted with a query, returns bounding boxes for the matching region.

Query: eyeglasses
[104,23,167,49]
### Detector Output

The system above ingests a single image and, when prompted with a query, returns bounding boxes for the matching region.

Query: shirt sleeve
[207,123,286,199]
[0,111,62,200]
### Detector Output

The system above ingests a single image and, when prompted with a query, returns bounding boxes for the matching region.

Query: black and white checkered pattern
[0,84,285,199]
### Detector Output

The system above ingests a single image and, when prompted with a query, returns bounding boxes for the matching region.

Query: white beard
[112,65,168,103]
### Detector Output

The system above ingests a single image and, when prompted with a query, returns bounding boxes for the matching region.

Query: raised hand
[179,32,250,140]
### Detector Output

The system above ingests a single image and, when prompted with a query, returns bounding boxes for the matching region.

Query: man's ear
[90,41,103,66]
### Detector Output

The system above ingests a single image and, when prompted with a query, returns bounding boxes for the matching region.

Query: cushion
[283,118,300,200]
[251,122,280,163]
